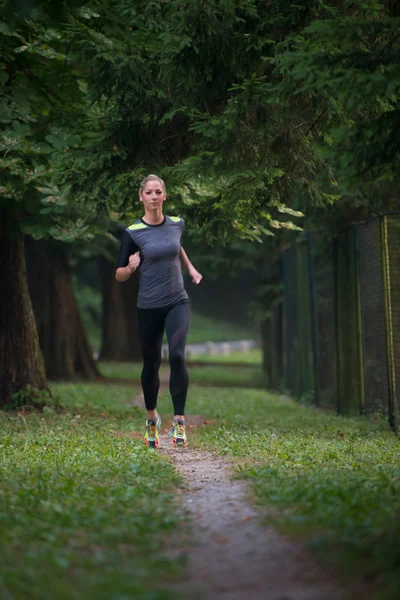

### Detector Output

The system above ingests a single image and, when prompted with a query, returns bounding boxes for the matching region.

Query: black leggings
[137,301,190,415]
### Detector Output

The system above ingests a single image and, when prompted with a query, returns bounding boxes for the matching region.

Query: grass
[186,348,262,365]
[187,364,266,387]
[161,385,400,598]
[98,360,266,388]
[98,361,143,381]
[186,311,256,344]
[0,383,183,600]
[3,362,399,598]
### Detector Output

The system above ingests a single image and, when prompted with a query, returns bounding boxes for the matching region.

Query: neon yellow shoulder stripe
[128,222,147,231]
[169,216,181,223]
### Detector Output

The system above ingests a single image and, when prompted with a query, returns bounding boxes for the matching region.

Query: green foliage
[0,383,183,600]
[0,7,88,239]
[50,0,313,241]
[2,0,398,242]
[10,385,54,409]
[274,10,400,203]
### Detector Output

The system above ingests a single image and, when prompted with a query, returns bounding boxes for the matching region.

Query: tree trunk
[25,238,100,381]
[0,211,48,407]
[98,256,142,362]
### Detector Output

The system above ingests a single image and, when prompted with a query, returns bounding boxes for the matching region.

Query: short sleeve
[180,218,185,242]
[116,230,140,268]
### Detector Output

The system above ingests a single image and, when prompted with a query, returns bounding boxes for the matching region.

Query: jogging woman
[115,174,202,448]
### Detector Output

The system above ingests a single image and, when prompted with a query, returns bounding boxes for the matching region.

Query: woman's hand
[128,252,141,273]
[189,265,202,284]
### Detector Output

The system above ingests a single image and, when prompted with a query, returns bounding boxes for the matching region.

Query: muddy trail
[131,377,361,600]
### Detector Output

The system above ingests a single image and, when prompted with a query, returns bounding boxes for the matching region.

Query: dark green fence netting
[335,227,364,416]
[296,239,315,400]
[358,218,389,416]
[308,233,337,409]
[282,239,315,400]
[283,242,299,395]
[266,215,400,431]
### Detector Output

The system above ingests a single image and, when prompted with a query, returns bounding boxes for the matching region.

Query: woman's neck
[142,210,164,225]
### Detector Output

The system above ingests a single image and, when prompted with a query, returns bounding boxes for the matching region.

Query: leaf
[279,221,303,231]
[270,220,282,229]
[0,21,11,35]
[0,70,9,84]
[45,134,68,150]
[277,206,305,218]
[14,45,30,53]
[36,186,58,195]
[77,8,101,19]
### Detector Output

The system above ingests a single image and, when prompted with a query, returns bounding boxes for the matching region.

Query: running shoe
[170,418,188,447]
[144,414,161,448]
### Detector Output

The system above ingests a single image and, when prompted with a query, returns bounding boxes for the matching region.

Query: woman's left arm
[180,247,203,284]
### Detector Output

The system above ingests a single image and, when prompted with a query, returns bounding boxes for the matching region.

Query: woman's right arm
[115,231,140,282]
[115,262,138,282]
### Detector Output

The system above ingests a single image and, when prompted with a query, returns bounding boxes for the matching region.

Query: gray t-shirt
[116,215,189,309]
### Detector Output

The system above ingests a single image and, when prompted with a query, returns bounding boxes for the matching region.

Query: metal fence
[262,213,400,430]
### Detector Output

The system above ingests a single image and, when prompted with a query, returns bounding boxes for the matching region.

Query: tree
[0,210,48,406]
[98,253,142,363]
[3,0,398,406]
[60,0,312,238]
[25,238,99,380]
[0,2,98,404]
[273,1,400,223]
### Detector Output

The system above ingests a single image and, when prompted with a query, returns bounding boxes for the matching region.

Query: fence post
[380,215,397,430]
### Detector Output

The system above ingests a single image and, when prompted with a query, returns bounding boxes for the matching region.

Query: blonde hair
[138,174,166,198]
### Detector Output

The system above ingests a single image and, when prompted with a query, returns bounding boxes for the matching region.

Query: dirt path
[133,375,347,600]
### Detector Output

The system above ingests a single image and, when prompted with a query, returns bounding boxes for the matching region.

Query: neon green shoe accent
[144,415,161,448]
[128,222,147,231]
[171,419,188,447]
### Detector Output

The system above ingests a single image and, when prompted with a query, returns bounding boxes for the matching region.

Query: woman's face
[140,180,166,211]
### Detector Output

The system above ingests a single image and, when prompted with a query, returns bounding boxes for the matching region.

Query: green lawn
[98,361,143,381]
[0,383,183,600]
[186,311,256,344]
[187,364,266,387]
[98,360,266,388]
[3,367,399,599]
[186,348,262,364]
